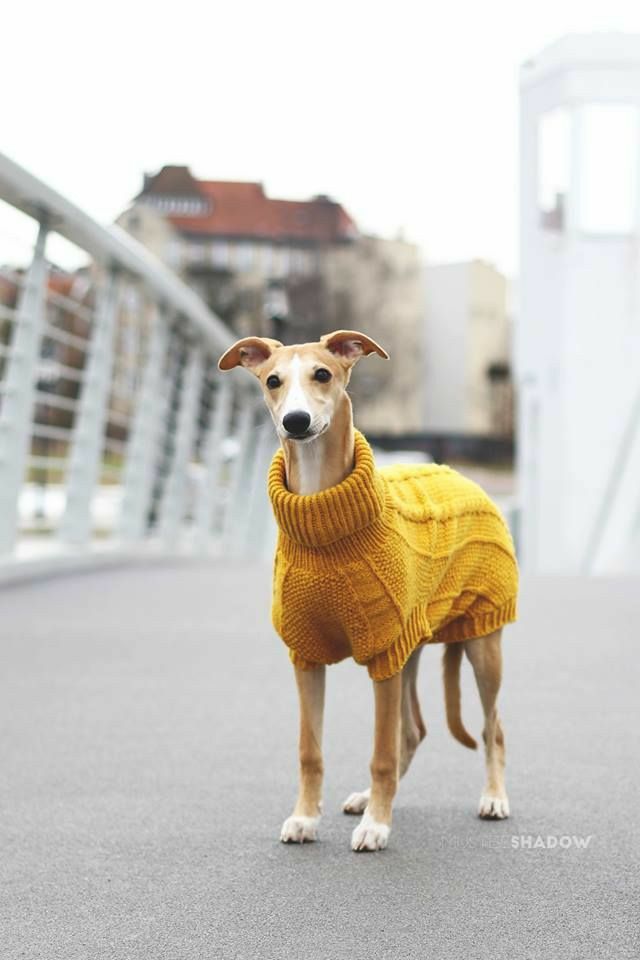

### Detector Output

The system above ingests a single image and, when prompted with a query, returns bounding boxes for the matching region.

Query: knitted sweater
[268,431,518,681]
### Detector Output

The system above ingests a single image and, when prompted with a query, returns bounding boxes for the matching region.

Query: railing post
[157,342,204,549]
[193,377,233,551]
[0,221,49,554]
[241,419,276,555]
[222,401,255,555]
[59,270,119,546]
[118,303,170,541]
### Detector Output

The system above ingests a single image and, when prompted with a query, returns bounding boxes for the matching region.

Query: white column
[59,271,119,546]
[567,106,582,237]
[118,303,170,541]
[193,377,233,551]
[157,343,204,549]
[0,222,49,554]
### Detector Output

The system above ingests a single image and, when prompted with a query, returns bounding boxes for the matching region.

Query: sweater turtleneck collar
[267,430,386,548]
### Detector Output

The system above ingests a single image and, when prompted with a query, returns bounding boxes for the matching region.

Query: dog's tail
[442,643,477,750]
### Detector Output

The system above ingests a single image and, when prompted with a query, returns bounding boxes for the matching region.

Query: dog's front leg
[280,664,325,843]
[351,672,402,852]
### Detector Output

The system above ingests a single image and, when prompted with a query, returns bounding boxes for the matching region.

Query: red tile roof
[48,273,75,296]
[138,167,358,243]
[0,271,83,307]
[0,273,17,303]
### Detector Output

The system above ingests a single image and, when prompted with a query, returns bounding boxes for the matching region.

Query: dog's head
[218,330,388,443]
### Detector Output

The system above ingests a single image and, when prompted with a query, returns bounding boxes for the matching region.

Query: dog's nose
[283,410,311,437]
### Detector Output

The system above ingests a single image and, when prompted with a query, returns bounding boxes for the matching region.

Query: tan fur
[400,646,427,776]
[292,665,325,817]
[367,671,403,824]
[443,643,478,749]
[465,631,509,818]
[218,331,511,849]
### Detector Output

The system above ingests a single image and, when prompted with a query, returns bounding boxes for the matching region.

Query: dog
[218,329,518,852]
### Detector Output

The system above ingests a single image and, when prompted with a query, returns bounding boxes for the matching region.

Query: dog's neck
[281,394,355,495]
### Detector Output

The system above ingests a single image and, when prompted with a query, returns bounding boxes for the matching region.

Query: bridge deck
[1,562,638,959]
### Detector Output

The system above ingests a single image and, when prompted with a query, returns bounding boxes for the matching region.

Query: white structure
[518,34,640,574]
[422,260,511,435]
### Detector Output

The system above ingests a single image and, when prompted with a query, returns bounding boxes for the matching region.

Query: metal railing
[0,153,274,572]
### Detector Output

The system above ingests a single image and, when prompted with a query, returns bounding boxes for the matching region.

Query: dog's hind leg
[399,646,426,777]
[464,629,510,819]
[280,664,325,843]
[342,785,371,815]
[342,647,425,815]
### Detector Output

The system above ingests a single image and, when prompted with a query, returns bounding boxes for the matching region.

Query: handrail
[0,151,241,356]
[0,153,272,568]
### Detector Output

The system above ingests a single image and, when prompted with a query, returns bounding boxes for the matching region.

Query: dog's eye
[314,368,332,383]
[266,375,281,390]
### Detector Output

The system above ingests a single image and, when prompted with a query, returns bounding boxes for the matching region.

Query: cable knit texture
[269,431,518,681]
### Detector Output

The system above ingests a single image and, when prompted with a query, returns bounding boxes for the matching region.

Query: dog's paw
[478,793,510,819]
[280,815,320,843]
[342,788,370,815]
[351,812,390,852]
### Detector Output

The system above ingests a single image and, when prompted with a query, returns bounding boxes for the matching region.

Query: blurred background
[3,7,640,957]
[1,2,640,577]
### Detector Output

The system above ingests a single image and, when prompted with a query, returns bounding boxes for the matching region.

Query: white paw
[478,794,510,819]
[342,788,370,815]
[351,811,390,852]
[280,815,320,843]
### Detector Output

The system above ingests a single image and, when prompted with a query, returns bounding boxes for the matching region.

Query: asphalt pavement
[1,560,638,959]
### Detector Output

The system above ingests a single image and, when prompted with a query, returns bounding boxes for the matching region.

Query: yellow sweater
[268,431,518,681]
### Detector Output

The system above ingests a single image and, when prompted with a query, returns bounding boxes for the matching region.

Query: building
[518,34,640,574]
[118,166,425,433]
[422,260,513,437]
[323,235,425,433]
[119,166,358,334]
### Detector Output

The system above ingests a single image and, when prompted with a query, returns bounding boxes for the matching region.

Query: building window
[273,247,290,278]
[235,242,255,272]
[538,104,640,235]
[189,243,205,264]
[167,241,182,270]
[538,107,570,231]
[211,241,229,269]
[577,104,639,235]
[291,249,311,275]
[145,196,209,216]
[262,245,274,276]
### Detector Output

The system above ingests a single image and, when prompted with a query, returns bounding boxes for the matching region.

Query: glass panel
[577,104,639,234]
[538,107,570,231]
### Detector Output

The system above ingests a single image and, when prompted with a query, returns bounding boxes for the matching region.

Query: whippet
[218,330,511,851]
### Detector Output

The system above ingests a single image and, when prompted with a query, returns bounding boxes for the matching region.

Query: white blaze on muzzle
[281,354,311,423]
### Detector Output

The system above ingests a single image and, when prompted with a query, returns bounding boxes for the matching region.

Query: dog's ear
[218,337,283,373]
[320,330,389,366]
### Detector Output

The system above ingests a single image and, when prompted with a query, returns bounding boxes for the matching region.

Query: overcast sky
[3,0,640,275]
